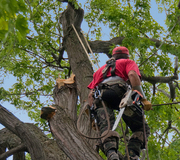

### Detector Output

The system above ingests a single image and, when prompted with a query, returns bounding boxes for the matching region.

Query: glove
[141,99,152,111]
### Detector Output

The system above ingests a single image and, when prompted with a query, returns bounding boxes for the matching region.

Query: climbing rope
[82,31,100,69]
[72,24,99,71]
[142,109,149,160]
[120,119,130,160]
[77,90,111,139]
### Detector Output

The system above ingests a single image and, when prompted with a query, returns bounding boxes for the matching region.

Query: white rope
[82,32,100,68]
[72,24,98,71]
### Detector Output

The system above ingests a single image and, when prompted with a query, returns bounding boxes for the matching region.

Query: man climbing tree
[88,46,152,160]
[0,0,180,160]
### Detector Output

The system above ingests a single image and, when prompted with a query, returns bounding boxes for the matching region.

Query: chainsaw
[112,89,144,131]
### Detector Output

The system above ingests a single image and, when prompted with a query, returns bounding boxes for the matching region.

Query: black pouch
[101,84,126,110]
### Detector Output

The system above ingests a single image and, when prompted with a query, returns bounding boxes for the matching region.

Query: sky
[0,0,167,159]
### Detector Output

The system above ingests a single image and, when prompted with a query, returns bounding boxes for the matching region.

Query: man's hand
[141,99,152,111]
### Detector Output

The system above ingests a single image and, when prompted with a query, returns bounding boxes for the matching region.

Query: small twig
[152,101,180,106]
[171,126,180,135]
[139,22,177,67]
[155,131,170,146]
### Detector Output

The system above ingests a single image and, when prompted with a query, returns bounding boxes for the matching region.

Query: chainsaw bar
[112,89,132,131]
[112,107,125,131]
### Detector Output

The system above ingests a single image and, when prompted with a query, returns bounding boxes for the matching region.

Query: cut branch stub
[41,105,57,121]
[53,84,78,121]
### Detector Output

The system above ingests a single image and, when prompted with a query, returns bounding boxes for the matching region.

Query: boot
[107,149,119,160]
[123,155,139,160]
[123,149,139,160]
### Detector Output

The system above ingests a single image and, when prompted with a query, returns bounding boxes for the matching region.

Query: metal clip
[94,86,101,99]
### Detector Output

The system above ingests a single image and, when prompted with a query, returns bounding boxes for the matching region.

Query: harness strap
[102,57,116,79]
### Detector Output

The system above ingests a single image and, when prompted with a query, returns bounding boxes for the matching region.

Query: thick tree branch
[169,81,178,100]
[0,128,25,160]
[168,57,179,101]
[0,123,68,160]
[141,73,178,84]
[88,37,175,58]
[0,105,46,160]
[89,37,124,58]
[57,46,65,65]
[0,144,27,160]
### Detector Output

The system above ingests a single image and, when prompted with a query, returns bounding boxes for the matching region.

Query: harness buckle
[94,86,101,99]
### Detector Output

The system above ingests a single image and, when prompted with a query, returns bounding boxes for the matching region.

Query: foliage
[0,0,68,128]
[0,0,180,159]
[0,0,29,42]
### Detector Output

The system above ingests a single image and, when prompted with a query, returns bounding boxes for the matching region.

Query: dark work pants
[94,86,150,156]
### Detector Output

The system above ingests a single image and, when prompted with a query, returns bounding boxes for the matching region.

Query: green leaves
[0,0,28,41]
[16,15,29,40]
[0,0,65,129]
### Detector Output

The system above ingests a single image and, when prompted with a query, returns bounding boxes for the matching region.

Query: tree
[0,0,180,159]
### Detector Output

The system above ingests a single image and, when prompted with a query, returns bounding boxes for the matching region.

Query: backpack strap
[102,57,116,79]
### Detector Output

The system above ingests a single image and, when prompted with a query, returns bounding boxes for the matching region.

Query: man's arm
[128,70,152,111]
[128,70,141,87]
[128,70,145,97]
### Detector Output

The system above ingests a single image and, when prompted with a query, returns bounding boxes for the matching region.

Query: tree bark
[59,1,100,153]
[0,2,103,160]
[0,105,46,160]
[60,2,94,105]
[50,84,102,160]
[0,106,69,160]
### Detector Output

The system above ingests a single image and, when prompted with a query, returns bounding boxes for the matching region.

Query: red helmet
[112,46,129,55]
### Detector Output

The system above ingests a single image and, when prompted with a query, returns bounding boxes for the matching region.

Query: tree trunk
[60,2,94,104]
[49,84,102,160]
[58,1,100,152]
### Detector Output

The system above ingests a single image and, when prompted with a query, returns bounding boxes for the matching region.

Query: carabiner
[94,89,101,99]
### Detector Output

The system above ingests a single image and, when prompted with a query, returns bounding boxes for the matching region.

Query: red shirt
[87,59,141,89]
